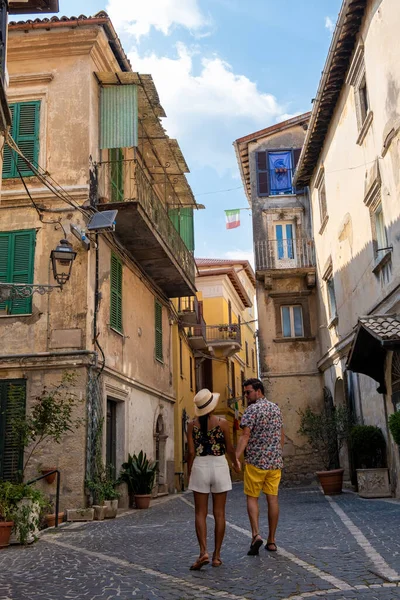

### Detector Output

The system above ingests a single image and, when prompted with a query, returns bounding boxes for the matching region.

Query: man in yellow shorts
[235,378,284,555]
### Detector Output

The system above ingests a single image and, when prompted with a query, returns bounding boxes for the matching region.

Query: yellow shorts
[244,464,281,497]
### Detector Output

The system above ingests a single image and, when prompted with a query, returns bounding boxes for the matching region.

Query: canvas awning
[347,315,400,393]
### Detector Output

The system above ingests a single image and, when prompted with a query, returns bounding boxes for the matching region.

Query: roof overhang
[8,0,59,13]
[347,315,400,394]
[197,267,253,308]
[294,0,367,188]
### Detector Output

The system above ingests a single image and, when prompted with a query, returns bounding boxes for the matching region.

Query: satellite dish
[87,210,118,232]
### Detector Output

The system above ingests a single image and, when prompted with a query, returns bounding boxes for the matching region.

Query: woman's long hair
[198,413,209,438]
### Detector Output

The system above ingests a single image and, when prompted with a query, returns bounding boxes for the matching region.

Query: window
[374,203,388,258]
[110,253,122,332]
[179,337,183,377]
[189,356,194,391]
[3,101,41,178]
[251,348,255,371]
[281,305,304,338]
[0,379,26,481]
[326,278,337,323]
[275,223,294,260]
[245,341,249,366]
[347,45,372,141]
[155,300,163,362]
[317,175,328,230]
[110,148,124,202]
[230,362,236,398]
[0,229,36,315]
[256,148,301,196]
[228,300,232,324]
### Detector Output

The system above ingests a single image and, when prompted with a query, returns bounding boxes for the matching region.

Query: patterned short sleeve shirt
[240,398,283,470]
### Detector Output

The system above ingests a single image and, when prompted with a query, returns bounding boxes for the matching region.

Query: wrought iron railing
[206,323,241,346]
[187,314,207,339]
[255,238,315,271]
[97,159,195,286]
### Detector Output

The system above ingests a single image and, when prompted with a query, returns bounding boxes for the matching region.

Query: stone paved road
[1,484,400,600]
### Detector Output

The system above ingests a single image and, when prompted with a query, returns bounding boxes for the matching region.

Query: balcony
[97,159,196,298]
[205,324,242,358]
[177,296,200,326]
[255,238,315,272]
[187,316,207,351]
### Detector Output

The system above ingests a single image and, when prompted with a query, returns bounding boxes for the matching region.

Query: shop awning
[347,315,400,393]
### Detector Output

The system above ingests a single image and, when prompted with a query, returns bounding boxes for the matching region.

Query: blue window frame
[276,224,294,260]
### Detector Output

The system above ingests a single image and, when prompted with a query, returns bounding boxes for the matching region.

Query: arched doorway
[154,414,168,495]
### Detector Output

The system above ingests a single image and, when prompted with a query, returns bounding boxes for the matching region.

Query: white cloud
[128,43,288,173]
[325,16,335,34]
[106,0,210,41]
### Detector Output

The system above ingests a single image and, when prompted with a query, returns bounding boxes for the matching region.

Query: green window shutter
[110,253,122,332]
[180,208,194,252]
[0,380,26,482]
[168,207,195,252]
[110,148,124,202]
[0,233,10,313]
[0,229,35,315]
[155,300,163,362]
[100,85,138,149]
[2,101,40,179]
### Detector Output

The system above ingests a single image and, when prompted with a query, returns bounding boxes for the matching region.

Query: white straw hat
[193,389,220,417]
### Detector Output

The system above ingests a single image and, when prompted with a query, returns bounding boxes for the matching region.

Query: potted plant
[102,479,120,519]
[298,403,352,495]
[39,466,58,485]
[0,483,15,548]
[44,500,65,527]
[119,451,157,509]
[350,425,390,498]
[0,481,49,545]
[388,411,400,445]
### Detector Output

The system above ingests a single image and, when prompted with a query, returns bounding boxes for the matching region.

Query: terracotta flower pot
[45,512,64,527]
[134,494,151,509]
[0,521,14,548]
[316,468,344,495]
[41,468,57,484]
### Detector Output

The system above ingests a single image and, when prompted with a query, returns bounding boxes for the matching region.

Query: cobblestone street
[1,484,400,600]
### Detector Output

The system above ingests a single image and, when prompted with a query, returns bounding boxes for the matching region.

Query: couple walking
[187,378,284,570]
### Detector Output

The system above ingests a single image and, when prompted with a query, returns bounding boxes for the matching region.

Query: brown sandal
[190,553,210,570]
[212,555,223,567]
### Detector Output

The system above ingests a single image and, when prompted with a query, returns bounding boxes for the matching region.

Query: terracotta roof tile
[359,315,400,341]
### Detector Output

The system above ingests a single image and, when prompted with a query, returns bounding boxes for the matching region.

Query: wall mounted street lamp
[0,239,77,302]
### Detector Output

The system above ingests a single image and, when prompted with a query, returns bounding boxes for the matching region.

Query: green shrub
[350,425,386,469]
[0,481,49,544]
[119,451,157,496]
[388,412,400,445]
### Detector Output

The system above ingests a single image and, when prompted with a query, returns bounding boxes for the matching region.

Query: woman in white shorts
[187,388,238,570]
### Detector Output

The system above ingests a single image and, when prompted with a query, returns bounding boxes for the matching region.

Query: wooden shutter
[110,148,124,202]
[0,229,35,315]
[9,230,36,315]
[155,300,163,362]
[3,102,40,179]
[293,148,302,170]
[110,253,123,332]
[179,208,194,252]
[256,151,269,196]
[0,380,26,482]
[0,232,10,313]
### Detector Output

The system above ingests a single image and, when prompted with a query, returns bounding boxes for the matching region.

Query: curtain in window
[268,151,292,195]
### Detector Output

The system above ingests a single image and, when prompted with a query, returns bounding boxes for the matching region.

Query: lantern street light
[0,238,77,302]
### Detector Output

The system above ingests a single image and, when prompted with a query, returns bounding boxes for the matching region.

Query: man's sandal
[190,553,210,570]
[247,534,263,556]
[212,554,223,567]
[265,542,277,552]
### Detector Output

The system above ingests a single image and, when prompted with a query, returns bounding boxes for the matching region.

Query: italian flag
[225,209,241,229]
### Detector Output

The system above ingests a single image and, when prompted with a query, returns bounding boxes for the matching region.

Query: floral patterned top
[240,398,283,470]
[192,425,226,456]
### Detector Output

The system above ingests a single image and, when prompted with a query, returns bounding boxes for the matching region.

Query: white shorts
[188,455,232,494]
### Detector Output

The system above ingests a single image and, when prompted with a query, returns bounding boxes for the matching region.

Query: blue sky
[18,0,342,264]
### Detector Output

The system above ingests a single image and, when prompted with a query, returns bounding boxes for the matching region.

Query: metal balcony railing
[97,158,195,286]
[206,323,241,346]
[187,314,207,339]
[255,238,315,271]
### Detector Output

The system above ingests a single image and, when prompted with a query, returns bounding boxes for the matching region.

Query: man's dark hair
[243,378,264,395]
